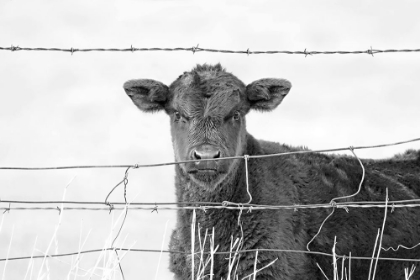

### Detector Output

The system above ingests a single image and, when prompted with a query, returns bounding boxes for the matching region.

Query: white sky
[0,0,419,279]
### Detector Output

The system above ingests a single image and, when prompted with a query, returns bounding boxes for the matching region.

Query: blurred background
[0,0,419,279]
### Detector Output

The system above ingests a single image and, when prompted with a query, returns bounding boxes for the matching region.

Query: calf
[124,64,420,279]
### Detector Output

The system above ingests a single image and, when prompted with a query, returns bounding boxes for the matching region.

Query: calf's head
[124,64,291,188]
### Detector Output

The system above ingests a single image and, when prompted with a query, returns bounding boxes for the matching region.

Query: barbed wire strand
[2,199,420,207]
[1,201,420,212]
[1,45,420,56]
[1,247,419,263]
[1,137,418,171]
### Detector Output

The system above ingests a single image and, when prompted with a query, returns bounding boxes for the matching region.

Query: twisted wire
[1,45,420,56]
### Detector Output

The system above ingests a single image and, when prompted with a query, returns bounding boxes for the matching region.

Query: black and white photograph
[1,1,420,279]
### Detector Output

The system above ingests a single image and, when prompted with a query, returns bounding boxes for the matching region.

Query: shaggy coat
[124,64,420,280]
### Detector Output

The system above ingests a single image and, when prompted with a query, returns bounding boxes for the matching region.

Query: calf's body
[124,64,420,279]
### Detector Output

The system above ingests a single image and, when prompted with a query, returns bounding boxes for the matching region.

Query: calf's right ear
[123,79,169,112]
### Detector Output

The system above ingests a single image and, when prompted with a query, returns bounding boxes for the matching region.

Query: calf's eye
[233,111,241,121]
[174,111,181,121]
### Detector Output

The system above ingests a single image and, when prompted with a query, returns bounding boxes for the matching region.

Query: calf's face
[124,64,291,188]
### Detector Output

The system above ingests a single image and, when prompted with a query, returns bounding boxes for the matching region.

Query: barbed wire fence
[1,46,420,278]
[1,137,420,279]
[1,45,420,56]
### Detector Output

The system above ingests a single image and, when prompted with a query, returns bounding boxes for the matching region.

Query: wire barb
[151,203,158,214]
[106,202,114,214]
[3,203,11,214]
[367,46,375,57]
[192,44,199,54]
[10,45,20,52]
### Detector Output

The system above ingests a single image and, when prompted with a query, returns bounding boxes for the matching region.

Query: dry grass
[0,177,136,280]
[189,209,278,280]
[1,185,417,279]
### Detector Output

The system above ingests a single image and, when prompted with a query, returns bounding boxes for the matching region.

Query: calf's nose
[193,145,221,160]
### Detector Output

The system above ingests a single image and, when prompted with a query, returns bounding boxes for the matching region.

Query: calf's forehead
[168,71,248,116]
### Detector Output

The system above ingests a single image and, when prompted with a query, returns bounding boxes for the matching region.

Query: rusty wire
[1,45,420,56]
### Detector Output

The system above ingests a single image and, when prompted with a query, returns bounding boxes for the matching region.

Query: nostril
[192,147,221,160]
[193,151,201,160]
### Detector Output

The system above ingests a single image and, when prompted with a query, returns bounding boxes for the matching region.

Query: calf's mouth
[184,159,230,184]
[187,160,218,174]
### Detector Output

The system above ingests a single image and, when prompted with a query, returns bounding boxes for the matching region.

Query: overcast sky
[1,0,419,279]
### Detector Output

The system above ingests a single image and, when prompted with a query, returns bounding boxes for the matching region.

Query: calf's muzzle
[188,144,221,173]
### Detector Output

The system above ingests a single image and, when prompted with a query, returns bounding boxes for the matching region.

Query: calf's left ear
[123,79,169,112]
[246,78,291,111]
